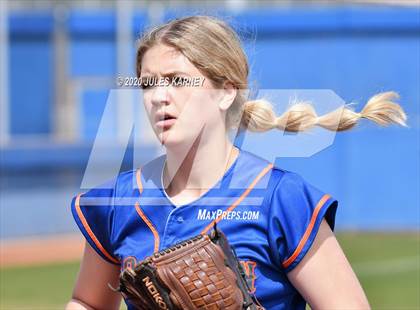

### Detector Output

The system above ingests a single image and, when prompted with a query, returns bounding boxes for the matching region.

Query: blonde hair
[136,15,407,133]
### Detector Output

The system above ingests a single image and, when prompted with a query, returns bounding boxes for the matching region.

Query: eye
[140,84,152,90]
[172,76,188,87]
[140,77,156,90]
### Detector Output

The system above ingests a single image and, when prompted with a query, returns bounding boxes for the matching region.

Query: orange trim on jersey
[74,194,119,264]
[135,202,160,252]
[135,168,160,252]
[201,163,274,235]
[241,260,257,294]
[282,194,331,269]
[136,168,143,194]
[249,261,257,294]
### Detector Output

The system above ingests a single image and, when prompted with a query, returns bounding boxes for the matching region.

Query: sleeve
[267,171,338,273]
[70,183,120,265]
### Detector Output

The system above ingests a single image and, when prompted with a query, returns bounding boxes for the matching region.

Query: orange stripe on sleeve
[135,202,160,252]
[135,167,160,252]
[282,193,331,269]
[201,163,274,235]
[136,168,143,194]
[74,194,119,264]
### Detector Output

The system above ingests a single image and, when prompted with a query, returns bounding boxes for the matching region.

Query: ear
[218,82,237,111]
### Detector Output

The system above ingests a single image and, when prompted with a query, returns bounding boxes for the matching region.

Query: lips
[154,112,177,129]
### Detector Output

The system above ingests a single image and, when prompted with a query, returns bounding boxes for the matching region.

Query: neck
[163,136,239,198]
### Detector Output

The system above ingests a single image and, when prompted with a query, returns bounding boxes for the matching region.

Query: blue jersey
[71,149,338,309]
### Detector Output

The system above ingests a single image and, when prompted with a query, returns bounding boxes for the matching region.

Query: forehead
[141,44,198,76]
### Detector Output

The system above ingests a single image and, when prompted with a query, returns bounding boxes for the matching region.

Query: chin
[157,131,183,147]
[159,130,198,150]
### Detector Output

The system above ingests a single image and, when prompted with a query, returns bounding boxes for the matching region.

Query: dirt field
[0,234,84,268]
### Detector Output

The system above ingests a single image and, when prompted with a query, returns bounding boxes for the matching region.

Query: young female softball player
[66,15,406,310]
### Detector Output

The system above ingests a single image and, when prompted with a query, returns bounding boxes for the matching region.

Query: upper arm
[267,171,338,272]
[287,219,370,310]
[70,242,122,310]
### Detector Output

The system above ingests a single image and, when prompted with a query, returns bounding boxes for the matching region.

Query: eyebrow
[140,71,191,78]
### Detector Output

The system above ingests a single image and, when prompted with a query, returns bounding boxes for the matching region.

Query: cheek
[193,91,222,125]
[142,93,154,120]
[176,90,216,127]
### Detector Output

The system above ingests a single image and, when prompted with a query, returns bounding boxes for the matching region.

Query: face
[140,44,231,148]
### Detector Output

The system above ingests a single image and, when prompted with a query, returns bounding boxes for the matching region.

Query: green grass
[0,262,80,309]
[1,233,419,310]
[336,232,420,310]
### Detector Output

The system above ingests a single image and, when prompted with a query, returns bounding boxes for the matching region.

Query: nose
[151,85,170,106]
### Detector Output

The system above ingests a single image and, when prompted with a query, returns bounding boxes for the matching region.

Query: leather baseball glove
[116,227,264,310]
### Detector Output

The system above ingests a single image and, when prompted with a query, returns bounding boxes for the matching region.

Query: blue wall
[3,6,419,231]
[9,13,54,135]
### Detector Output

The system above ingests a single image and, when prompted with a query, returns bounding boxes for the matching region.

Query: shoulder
[114,154,166,191]
[231,150,278,185]
[134,154,166,190]
[239,150,291,178]
[241,150,336,215]
[271,168,330,203]
[271,168,311,193]
[241,150,318,200]
[265,166,333,210]
[76,154,166,201]
[237,149,294,188]
[264,163,338,234]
